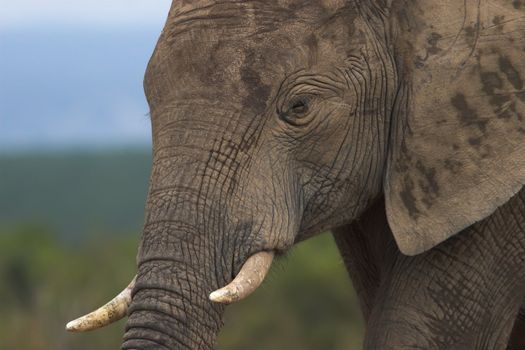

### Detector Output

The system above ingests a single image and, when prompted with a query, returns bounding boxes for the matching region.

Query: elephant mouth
[65,250,274,332]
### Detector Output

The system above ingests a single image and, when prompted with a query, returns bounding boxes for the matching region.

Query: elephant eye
[289,97,309,115]
[279,95,313,126]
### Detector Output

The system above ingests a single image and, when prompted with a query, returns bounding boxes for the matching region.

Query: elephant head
[67,0,525,348]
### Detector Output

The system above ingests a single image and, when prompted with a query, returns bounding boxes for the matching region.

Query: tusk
[66,276,136,332]
[209,251,274,304]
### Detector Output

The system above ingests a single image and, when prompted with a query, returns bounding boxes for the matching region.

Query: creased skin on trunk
[121,88,281,347]
[122,259,225,350]
[120,152,260,349]
[121,184,230,350]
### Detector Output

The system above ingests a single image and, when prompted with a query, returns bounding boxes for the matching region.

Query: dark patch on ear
[480,71,512,117]
[240,50,271,115]
[427,32,442,55]
[444,159,463,173]
[394,140,412,172]
[481,71,503,95]
[464,25,478,47]
[518,91,525,103]
[468,136,481,148]
[450,93,488,132]
[493,15,505,26]
[513,0,522,9]
[415,161,439,209]
[400,176,420,219]
[415,160,439,196]
[414,32,443,67]
[499,55,524,91]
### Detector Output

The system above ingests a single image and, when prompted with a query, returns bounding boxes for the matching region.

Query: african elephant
[67,0,525,349]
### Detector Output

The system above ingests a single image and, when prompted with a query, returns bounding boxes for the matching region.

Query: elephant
[67,0,525,349]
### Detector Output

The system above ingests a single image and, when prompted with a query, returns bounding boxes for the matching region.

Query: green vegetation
[0,151,364,349]
[0,225,138,350]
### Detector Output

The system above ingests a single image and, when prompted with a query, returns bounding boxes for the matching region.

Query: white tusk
[209,251,274,304]
[66,276,136,332]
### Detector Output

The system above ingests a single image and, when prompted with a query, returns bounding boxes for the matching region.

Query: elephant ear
[385,0,525,255]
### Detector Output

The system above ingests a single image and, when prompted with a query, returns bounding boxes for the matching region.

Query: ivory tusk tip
[209,251,274,304]
[209,288,237,304]
[65,319,83,332]
[65,276,136,333]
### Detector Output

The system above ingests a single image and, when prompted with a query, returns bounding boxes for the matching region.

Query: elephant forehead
[168,0,347,21]
[161,6,319,74]
[159,35,305,114]
[146,2,360,113]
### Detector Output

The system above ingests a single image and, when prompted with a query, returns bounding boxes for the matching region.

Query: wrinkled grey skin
[121,1,525,349]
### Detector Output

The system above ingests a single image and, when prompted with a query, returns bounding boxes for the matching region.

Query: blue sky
[0,0,171,29]
[0,1,171,151]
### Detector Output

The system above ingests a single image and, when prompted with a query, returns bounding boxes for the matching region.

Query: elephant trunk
[120,186,230,350]
[120,146,277,348]
[121,251,275,349]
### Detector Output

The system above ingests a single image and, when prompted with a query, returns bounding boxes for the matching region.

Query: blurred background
[0,1,364,349]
